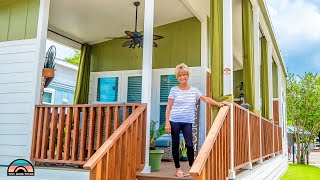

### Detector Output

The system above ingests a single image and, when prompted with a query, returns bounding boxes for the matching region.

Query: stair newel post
[229,103,236,179]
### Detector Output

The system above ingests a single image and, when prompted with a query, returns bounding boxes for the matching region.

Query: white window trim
[43,88,55,105]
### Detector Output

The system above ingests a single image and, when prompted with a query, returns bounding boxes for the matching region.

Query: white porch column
[267,43,273,120]
[141,0,154,174]
[200,19,208,146]
[28,0,51,160]
[223,0,233,96]
[223,0,235,179]
[253,7,261,112]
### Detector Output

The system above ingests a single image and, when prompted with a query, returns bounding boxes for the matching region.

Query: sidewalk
[288,148,320,168]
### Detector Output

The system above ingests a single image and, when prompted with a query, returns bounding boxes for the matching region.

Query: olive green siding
[273,61,278,98]
[90,17,201,72]
[0,0,39,42]
[233,70,243,99]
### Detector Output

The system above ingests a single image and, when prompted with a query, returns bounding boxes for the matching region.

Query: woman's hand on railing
[218,101,230,107]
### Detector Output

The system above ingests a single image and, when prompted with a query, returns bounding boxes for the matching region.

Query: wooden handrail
[83,103,146,170]
[190,106,230,176]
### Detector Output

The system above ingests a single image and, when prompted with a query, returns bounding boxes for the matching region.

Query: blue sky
[265,0,320,75]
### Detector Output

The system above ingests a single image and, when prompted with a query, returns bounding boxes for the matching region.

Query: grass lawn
[282,164,320,180]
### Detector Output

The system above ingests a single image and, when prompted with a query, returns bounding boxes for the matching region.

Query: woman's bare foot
[176,168,184,177]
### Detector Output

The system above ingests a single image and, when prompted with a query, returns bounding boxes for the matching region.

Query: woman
[165,63,228,177]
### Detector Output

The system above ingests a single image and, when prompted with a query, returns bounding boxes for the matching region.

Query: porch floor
[136,161,193,180]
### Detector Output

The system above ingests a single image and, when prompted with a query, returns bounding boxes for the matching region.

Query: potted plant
[149,120,165,171]
[40,46,56,104]
[180,141,188,161]
[42,45,56,87]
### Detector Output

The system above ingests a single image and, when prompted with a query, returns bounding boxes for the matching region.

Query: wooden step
[136,162,193,180]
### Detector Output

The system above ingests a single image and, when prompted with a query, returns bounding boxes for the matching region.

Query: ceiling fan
[108,1,164,49]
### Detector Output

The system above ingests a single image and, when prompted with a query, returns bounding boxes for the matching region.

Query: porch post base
[228,171,236,179]
[141,166,151,174]
[242,163,253,170]
[257,159,263,164]
[272,153,276,158]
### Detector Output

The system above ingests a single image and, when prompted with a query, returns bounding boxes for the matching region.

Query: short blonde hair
[175,63,190,77]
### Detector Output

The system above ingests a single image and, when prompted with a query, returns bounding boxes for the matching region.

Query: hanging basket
[42,68,55,78]
[42,68,55,88]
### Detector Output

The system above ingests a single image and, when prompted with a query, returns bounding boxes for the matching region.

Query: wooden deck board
[136,161,193,180]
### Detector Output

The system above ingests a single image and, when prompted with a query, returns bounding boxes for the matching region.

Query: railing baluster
[121,132,127,180]
[56,107,65,160]
[64,107,73,160]
[41,107,50,159]
[72,107,80,161]
[96,107,103,148]
[123,105,127,121]
[49,107,58,159]
[36,107,44,159]
[88,107,96,158]
[105,106,112,140]
[114,106,119,131]
[80,107,88,161]
[31,107,39,159]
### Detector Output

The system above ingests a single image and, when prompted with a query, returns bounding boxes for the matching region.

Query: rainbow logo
[7,159,34,176]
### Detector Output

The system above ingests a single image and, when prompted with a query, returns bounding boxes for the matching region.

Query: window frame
[43,88,55,105]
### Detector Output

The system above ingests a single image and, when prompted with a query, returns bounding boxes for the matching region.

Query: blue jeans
[170,121,194,168]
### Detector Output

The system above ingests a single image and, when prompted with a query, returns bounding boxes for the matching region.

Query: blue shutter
[97,77,119,102]
[127,76,142,103]
[159,105,167,126]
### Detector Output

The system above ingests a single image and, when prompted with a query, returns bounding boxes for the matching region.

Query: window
[97,77,119,102]
[127,76,142,103]
[43,88,55,104]
[159,75,179,125]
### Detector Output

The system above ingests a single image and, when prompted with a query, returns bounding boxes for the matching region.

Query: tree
[287,73,320,164]
[65,50,80,65]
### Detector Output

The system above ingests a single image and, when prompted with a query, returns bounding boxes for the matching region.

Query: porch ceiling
[48,0,194,44]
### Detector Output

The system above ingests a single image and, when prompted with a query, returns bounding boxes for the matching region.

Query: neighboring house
[42,58,78,105]
[287,125,313,150]
[0,0,288,180]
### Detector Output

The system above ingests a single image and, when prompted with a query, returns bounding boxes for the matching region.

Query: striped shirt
[168,86,203,123]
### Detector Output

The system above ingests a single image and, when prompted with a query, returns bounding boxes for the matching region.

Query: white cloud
[266,0,320,50]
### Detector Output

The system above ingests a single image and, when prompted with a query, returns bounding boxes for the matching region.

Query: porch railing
[83,103,146,180]
[190,106,231,180]
[30,103,140,165]
[190,103,282,180]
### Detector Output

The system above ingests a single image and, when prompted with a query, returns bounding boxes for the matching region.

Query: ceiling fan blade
[104,37,131,40]
[153,35,164,40]
[153,42,158,47]
[125,31,136,38]
[122,40,133,47]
